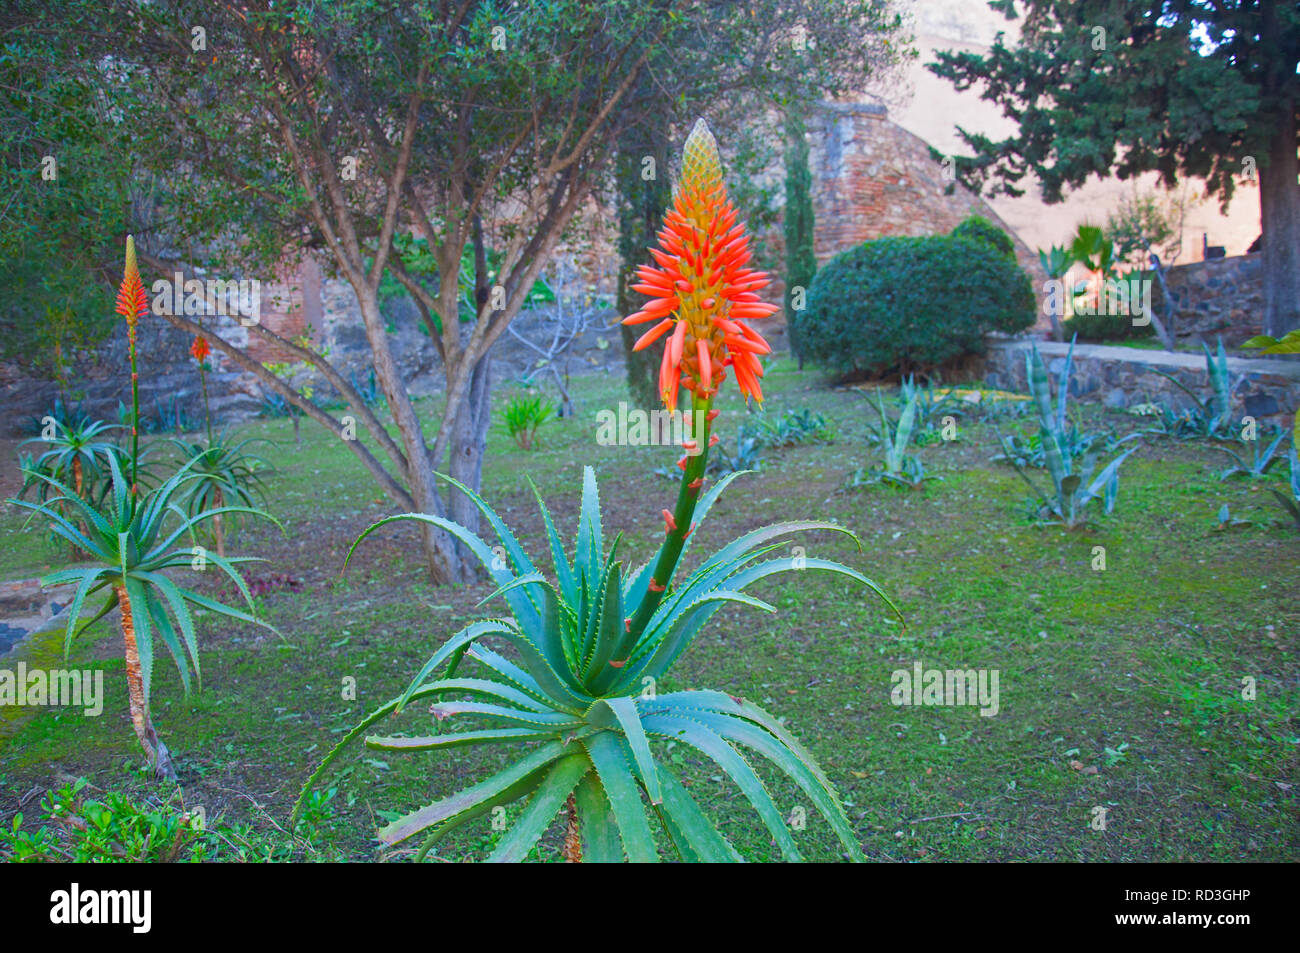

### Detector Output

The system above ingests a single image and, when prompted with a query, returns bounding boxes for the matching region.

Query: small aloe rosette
[296,120,897,862]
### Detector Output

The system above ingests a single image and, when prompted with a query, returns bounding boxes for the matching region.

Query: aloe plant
[19,417,125,501]
[295,119,896,863]
[295,469,893,861]
[170,431,272,558]
[8,452,274,778]
[1003,340,1137,527]
[5,236,277,780]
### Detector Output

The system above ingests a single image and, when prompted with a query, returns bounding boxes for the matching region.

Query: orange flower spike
[190,335,211,362]
[115,235,149,330]
[620,118,772,409]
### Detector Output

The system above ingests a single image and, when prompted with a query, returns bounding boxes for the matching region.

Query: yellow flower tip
[681,118,722,194]
[124,234,139,281]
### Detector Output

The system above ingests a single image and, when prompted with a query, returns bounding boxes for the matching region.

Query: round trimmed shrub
[950,214,1016,260]
[793,233,1036,377]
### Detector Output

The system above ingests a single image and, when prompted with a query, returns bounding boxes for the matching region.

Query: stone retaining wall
[983,338,1300,427]
[1158,254,1264,346]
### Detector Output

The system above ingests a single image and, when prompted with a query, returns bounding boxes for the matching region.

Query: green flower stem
[129,328,140,512]
[626,390,712,640]
[199,360,212,445]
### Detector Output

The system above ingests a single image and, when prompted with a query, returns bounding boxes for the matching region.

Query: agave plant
[1037,243,1075,341]
[1268,450,1300,532]
[1002,341,1137,528]
[295,119,896,863]
[1216,427,1290,481]
[853,388,936,488]
[1150,337,1237,440]
[6,237,275,779]
[170,431,272,558]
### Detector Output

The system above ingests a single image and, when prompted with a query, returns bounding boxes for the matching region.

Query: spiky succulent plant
[294,119,897,862]
[295,469,893,861]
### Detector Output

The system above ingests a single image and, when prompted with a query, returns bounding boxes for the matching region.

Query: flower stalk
[621,119,777,643]
[115,235,149,509]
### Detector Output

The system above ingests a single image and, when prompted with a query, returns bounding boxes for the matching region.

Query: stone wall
[1156,254,1265,346]
[983,338,1300,427]
[805,102,1042,281]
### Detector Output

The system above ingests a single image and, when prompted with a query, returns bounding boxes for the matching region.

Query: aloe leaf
[425,700,583,729]
[573,466,603,599]
[583,731,658,862]
[378,740,573,846]
[603,589,774,696]
[394,618,584,714]
[644,690,836,793]
[581,560,627,681]
[588,696,662,805]
[654,764,742,863]
[291,681,465,826]
[408,676,551,712]
[573,771,623,863]
[465,645,552,708]
[142,586,191,695]
[664,708,860,860]
[646,714,802,861]
[346,513,542,639]
[366,727,559,750]
[527,475,576,603]
[487,754,591,862]
[50,569,112,658]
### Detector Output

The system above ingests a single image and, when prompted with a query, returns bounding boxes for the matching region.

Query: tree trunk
[617,123,671,411]
[114,584,177,781]
[562,792,582,863]
[1260,98,1300,339]
[212,486,225,559]
[355,290,464,584]
[447,351,492,558]
[71,457,84,561]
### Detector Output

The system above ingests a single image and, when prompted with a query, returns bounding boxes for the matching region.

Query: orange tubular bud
[697,338,712,391]
[634,318,676,352]
[669,320,687,368]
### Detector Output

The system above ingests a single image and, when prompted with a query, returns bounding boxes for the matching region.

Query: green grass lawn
[1,360,1296,862]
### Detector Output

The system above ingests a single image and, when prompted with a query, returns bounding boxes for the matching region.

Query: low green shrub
[795,228,1035,378]
[951,214,1016,260]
